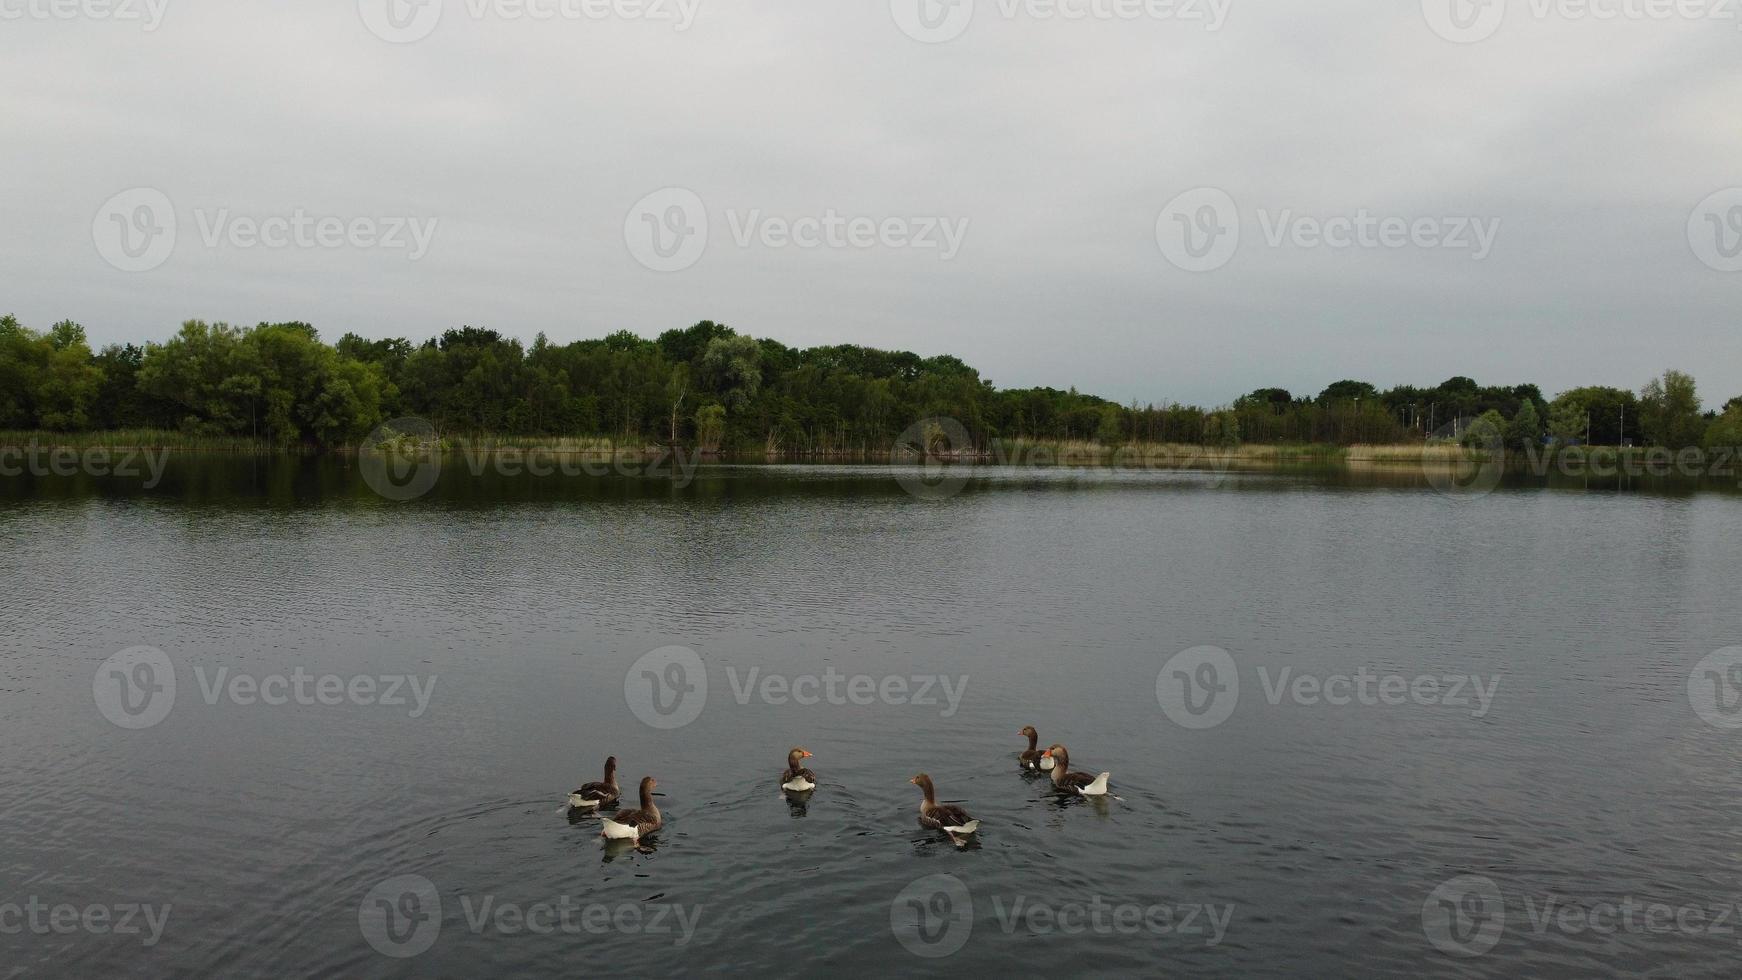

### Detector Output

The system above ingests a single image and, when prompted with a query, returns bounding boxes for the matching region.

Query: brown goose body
[600,777,662,841]
[1042,744,1111,797]
[781,747,817,791]
[910,773,980,844]
[569,755,620,809]
[1018,726,1046,770]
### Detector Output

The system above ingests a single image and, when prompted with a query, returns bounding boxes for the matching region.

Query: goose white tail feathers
[943,819,980,836]
[568,793,601,809]
[1078,772,1112,796]
[599,818,640,840]
[781,778,815,792]
[1038,755,1055,771]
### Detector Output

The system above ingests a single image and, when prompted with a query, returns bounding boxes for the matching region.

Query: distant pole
[1618,402,1625,448]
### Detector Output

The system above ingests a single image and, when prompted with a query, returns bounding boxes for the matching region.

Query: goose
[1018,726,1054,771]
[568,755,620,810]
[781,748,816,792]
[599,776,662,842]
[1042,744,1110,797]
[910,773,979,846]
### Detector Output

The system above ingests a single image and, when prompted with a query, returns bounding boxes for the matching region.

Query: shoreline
[0,432,1724,472]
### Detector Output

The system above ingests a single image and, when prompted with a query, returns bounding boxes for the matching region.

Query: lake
[3,455,1741,977]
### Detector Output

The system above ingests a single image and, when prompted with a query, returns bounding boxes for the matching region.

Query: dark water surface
[3,458,1741,977]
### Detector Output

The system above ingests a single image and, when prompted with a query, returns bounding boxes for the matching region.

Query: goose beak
[1040,749,1052,758]
[801,751,813,758]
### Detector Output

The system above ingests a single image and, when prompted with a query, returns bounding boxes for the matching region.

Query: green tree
[1202,409,1240,447]
[1638,369,1703,449]
[1318,380,1379,404]
[1507,399,1541,450]
[1547,398,1585,445]
[694,403,726,452]
[699,335,762,410]
[1460,409,1507,448]
[1549,386,1638,445]
[1703,401,1742,450]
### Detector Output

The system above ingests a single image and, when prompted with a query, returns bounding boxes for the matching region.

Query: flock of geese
[566,725,1113,848]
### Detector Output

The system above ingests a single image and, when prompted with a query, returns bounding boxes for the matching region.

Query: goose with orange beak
[1042,744,1111,796]
[781,748,816,792]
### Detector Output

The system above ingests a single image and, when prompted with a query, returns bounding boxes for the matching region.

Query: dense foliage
[2,314,1737,452]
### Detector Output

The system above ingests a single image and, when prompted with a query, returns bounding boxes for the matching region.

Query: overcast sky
[2,0,1738,407]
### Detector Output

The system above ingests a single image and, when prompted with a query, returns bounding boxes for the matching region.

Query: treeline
[2,314,1739,452]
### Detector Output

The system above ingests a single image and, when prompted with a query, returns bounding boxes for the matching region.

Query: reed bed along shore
[0,431,1354,462]
[4,431,1680,474]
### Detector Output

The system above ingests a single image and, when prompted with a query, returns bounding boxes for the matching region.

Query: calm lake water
[3,457,1741,977]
